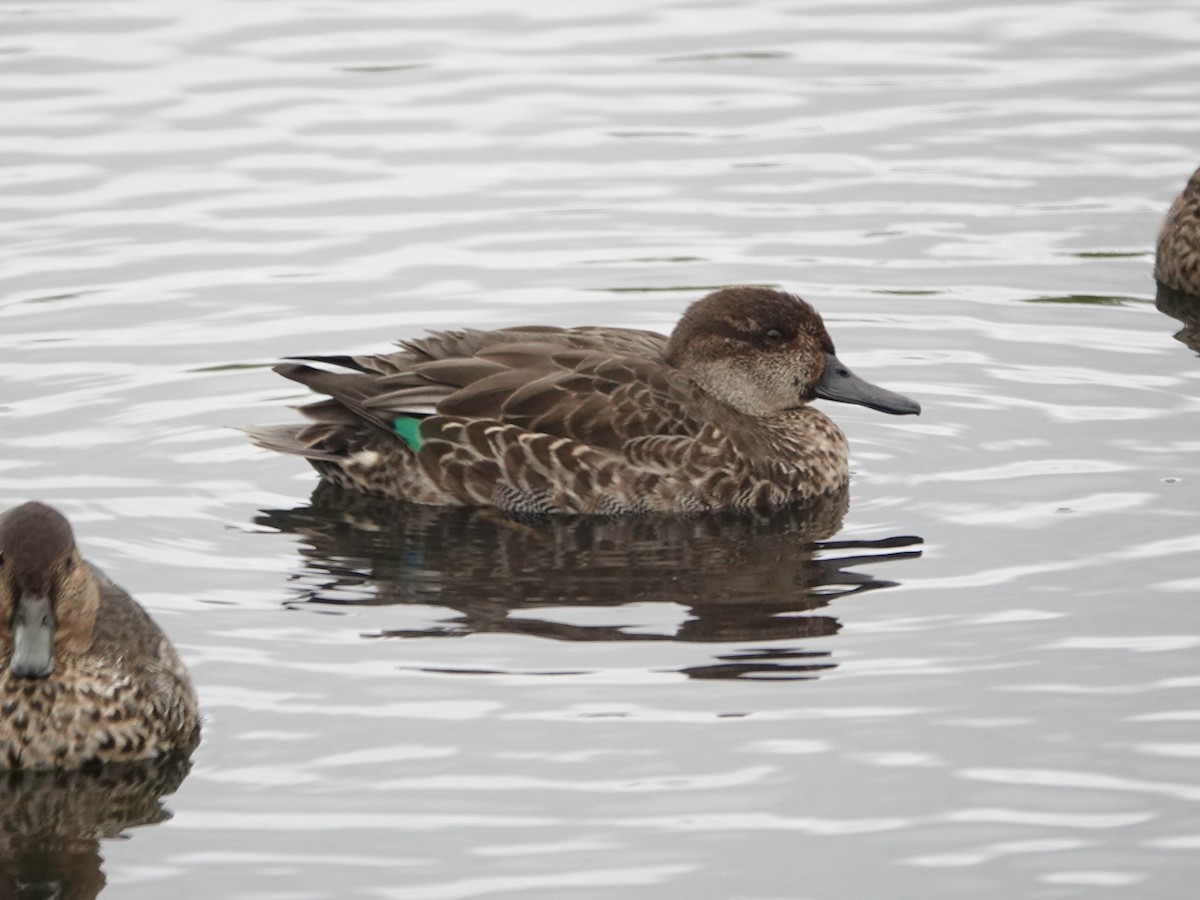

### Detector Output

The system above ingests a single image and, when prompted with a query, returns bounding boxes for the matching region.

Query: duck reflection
[0,754,192,900]
[1156,283,1200,354]
[258,484,921,681]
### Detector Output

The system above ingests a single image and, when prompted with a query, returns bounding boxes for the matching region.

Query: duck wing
[278,325,705,448]
[248,325,732,511]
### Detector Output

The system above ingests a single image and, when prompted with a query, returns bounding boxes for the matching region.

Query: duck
[1156,166,1200,296]
[246,286,920,514]
[0,502,200,770]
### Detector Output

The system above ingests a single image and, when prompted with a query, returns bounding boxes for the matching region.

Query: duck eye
[763,328,784,346]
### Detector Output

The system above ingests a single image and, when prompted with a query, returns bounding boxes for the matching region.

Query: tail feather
[239,425,341,462]
[294,398,361,426]
[273,363,396,434]
[283,353,366,372]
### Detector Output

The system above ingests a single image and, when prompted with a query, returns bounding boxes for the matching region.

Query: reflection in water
[258,485,922,681]
[0,755,192,900]
[1156,283,1200,353]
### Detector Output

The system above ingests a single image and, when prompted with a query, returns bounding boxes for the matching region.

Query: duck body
[1156,167,1200,296]
[249,287,919,514]
[0,502,199,770]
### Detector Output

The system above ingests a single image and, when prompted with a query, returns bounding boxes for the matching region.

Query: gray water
[2,0,1199,897]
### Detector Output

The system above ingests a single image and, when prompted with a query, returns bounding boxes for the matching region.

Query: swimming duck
[1156,166,1200,296]
[247,286,920,514]
[0,502,199,769]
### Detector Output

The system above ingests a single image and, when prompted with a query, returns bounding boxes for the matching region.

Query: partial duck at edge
[1156,166,1200,296]
[0,502,199,770]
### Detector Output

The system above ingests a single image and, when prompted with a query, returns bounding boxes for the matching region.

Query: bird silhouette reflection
[1156,283,1200,354]
[258,484,921,681]
[0,754,192,900]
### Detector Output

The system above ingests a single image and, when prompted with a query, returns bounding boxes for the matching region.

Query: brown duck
[247,286,920,514]
[1156,166,1200,295]
[0,502,199,769]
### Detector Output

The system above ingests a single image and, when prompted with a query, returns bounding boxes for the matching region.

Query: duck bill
[10,593,55,678]
[815,353,921,416]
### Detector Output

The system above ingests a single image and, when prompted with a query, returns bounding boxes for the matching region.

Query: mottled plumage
[0,502,200,770]
[247,286,920,514]
[1156,166,1200,296]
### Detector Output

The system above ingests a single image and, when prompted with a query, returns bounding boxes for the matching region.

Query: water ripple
[4,1,1200,898]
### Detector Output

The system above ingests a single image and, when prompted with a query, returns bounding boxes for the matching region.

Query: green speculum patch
[393,416,423,452]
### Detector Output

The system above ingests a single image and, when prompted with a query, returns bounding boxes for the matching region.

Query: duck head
[0,502,101,679]
[664,287,921,418]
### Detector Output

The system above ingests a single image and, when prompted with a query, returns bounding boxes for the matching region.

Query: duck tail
[238,425,341,462]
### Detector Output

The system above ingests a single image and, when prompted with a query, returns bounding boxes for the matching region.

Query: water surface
[2,0,1199,897]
